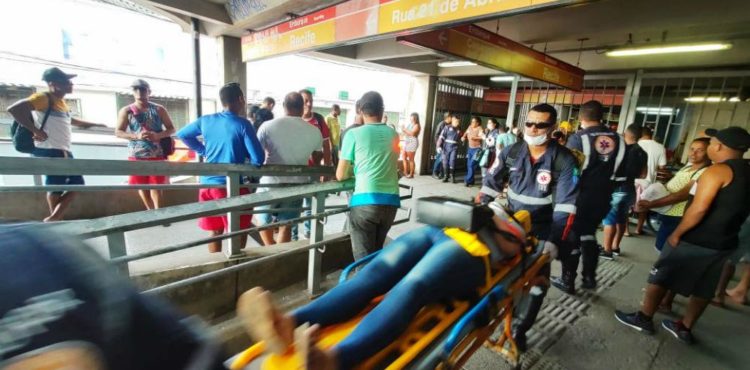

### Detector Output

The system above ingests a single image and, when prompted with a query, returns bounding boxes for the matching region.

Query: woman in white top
[401,113,421,178]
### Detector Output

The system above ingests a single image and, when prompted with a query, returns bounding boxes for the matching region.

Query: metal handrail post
[225,172,243,257]
[107,232,129,275]
[307,192,325,296]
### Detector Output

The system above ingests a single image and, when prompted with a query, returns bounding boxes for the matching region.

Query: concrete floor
[363,175,750,370]
[84,174,750,369]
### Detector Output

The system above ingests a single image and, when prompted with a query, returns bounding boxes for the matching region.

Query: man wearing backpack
[599,124,648,260]
[7,67,106,222]
[552,100,626,294]
[477,103,580,351]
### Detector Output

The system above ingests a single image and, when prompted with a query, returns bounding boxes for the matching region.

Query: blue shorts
[602,191,633,226]
[32,148,85,195]
[255,199,304,226]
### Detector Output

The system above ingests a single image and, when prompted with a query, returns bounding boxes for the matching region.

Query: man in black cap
[7,67,106,222]
[615,126,750,344]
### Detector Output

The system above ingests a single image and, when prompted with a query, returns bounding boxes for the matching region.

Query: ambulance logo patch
[536,171,551,185]
[536,170,551,192]
[594,135,616,155]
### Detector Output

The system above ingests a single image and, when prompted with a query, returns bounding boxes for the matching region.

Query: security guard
[478,103,579,351]
[438,114,462,183]
[552,100,626,294]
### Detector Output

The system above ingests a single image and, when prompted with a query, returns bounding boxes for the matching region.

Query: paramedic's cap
[705,126,750,152]
[42,67,76,83]
[130,79,150,89]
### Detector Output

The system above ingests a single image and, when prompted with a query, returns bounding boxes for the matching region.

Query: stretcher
[229,210,549,370]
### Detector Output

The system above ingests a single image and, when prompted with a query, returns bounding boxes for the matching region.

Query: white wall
[682,101,750,162]
[403,76,434,174]
[70,89,119,126]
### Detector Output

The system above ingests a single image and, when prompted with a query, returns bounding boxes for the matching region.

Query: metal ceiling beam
[132,0,232,25]
[355,39,434,62]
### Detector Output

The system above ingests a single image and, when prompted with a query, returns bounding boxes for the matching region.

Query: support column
[191,18,203,118]
[507,75,520,130]
[620,69,644,130]
[409,75,437,175]
[217,35,247,96]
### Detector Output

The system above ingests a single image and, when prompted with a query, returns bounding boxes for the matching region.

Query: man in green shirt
[337,91,400,260]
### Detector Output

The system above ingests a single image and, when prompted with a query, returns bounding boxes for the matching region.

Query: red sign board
[241,0,571,61]
[398,24,585,90]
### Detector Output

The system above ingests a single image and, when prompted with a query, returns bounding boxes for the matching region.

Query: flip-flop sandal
[237,287,288,354]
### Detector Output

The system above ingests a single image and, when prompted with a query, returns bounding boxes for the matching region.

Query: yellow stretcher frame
[230,218,549,370]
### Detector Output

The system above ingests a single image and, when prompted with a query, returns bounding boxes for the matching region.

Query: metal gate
[511,75,631,133]
[631,71,750,162]
[427,79,485,173]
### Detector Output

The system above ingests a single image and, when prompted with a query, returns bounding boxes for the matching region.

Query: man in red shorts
[115,79,176,210]
[177,83,265,253]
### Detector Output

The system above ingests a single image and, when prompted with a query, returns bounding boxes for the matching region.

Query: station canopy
[125,0,750,87]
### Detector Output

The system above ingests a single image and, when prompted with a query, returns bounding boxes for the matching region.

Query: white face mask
[524,133,548,146]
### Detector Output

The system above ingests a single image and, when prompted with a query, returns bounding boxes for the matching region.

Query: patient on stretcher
[238,199,530,370]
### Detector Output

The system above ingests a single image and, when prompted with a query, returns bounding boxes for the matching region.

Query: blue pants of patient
[291,226,486,369]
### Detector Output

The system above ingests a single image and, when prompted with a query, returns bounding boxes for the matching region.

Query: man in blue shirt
[177,83,265,253]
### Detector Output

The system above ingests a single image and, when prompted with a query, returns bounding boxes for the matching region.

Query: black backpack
[10,93,53,154]
[621,144,648,181]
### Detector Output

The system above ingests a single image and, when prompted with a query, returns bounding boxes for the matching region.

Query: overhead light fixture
[607,43,732,57]
[636,107,675,115]
[438,61,477,68]
[685,96,740,103]
[490,76,515,82]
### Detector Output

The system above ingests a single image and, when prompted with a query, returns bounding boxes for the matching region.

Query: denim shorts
[255,199,304,226]
[602,191,633,226]
[32,148,85,194]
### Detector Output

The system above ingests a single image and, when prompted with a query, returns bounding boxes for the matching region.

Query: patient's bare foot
[237,287,295,354]
[726,287,748,305]
[296,323,339,370]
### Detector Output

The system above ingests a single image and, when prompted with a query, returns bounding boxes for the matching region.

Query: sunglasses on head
[524,121,553,129]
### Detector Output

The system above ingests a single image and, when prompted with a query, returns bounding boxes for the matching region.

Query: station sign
[398,24,585,90]
[242,0,572,61]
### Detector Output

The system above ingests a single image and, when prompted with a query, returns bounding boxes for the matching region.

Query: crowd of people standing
[8,67,405,264]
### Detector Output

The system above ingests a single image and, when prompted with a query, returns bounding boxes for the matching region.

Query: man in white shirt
[255,92,323,245]
[7,67,106,222]
[634,126,667,234]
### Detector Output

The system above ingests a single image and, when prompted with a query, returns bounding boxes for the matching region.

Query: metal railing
[0,156,413,295]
